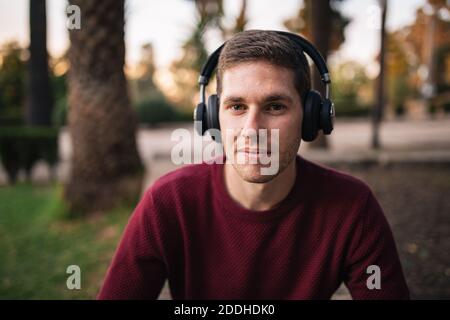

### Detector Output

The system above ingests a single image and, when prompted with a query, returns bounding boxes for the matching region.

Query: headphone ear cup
[302,90,322,142]
[194,102,207,135]
[320,98,334,135]
[207,94,221,131]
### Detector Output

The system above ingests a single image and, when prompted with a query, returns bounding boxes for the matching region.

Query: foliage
[331,61,372,118]
[283,0,350,53]
[49,54,68,127]
[129,43,191,125]
[434,43,450,93]
[0,42,26,124]
[134,95,192,126]
[170,0,225,110]
[0,126,58,184]
[385,33,414,116]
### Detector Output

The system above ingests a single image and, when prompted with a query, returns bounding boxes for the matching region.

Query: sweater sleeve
[343,190,410,300]
[97,190,167,300]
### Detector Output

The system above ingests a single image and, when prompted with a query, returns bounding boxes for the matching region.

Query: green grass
[0,183,132,299]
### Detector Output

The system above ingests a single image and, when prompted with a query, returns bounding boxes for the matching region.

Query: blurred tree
[284,0,349,53]
[130,43,188,126]
[130,43,159,103]
[137,44,157,97]
[170,0,249,111]
[49,52,69,127]
[403,1,449,100]
[65,0,143,213]
[332,61,373,118]
[372,0,388,149]
[284,0,350,149]
[27,0,53,126]
[385,32,413,116]
[383,0,449,114]
[0,42,26,123]
[231,0,247,34]
[170,0,223,110]
[195,0,224,31]
[434,44,450,93]
[222,0,248,39]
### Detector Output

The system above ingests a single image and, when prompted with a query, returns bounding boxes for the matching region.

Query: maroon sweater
[98,156,409,300]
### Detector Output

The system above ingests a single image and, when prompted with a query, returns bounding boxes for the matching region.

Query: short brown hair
[216,30,311,101]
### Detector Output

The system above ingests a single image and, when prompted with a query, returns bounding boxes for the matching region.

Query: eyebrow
[222,94,293,106]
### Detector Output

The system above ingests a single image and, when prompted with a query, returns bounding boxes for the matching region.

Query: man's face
[219,61,303,183]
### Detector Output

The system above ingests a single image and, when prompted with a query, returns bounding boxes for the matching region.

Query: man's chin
[232,163,278,183]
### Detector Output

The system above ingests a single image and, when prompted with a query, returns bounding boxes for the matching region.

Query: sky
[0,0,426,76]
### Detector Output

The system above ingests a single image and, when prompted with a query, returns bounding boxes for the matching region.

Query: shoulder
[300,156,371,196]
[298,157,386,240]
[143,161,214,206]
[299,156,374,214]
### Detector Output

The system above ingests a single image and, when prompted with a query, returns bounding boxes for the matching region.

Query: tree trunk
[309,0,331,149]
[65,0,144,213]
[371,0,387,149]
[27,0,53,126]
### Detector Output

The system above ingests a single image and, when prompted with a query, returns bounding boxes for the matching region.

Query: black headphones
[193,30,334,142]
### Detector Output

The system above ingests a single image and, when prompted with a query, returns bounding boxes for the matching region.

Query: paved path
[2,117,450,186]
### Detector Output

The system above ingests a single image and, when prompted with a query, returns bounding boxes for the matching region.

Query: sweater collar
[212,155,307,222]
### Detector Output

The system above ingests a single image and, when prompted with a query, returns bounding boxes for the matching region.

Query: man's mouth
[236,148,271,155]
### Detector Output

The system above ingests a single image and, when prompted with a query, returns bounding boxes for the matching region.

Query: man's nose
[241,107,262,136]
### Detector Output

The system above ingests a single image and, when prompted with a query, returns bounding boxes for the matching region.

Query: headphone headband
[198,30,331,104]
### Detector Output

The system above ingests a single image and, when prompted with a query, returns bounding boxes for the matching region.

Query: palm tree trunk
[309,0,331,149]
[371,0,387,149]
[65,0,144,213]
[27,0,53,125]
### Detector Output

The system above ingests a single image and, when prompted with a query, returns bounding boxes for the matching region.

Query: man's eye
[229,105,245,112]
[266,104,286,112]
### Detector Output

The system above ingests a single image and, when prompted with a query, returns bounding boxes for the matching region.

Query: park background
[0,0,449,299]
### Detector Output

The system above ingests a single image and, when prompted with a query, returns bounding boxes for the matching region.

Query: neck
[224,159,297,211]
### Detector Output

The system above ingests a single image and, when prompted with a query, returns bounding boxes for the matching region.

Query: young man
[98,30,409,299]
